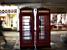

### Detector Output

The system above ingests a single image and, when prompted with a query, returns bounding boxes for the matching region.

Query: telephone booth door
[36,8,50,47]
[19,7,34,48]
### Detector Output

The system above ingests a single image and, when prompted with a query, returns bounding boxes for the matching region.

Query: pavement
[0,31,67,50]
[0,31,19,50]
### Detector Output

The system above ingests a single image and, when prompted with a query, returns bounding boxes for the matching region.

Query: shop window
[51,13,67,30]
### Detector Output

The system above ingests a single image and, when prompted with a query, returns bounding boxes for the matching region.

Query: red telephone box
[36,8,50,48]
[19,7,34,48]
[19,7,50,48]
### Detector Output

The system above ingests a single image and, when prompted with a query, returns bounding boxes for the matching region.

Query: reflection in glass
[51,14,67,30]
[22,25,30,31]
[23,22,29,25]
[23,16,30,19]
[51,14,57,24]
[23,31,31,36]
[39,16,45,39]
[39,31,44,35]
[23,26,30,28]
[23,19,30,22]
[23,36,31,40]
[22,16,30,23]
[22,16,31,40]
[23,28,30,31]
[39,36,45,39]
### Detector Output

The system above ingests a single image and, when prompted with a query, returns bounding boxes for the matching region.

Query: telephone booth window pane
[23,16,30,19]
[22,16,31,40]
[23,22,29,25]
[23,26,30,29]
[39,26,44,31]
[23,28,30,31]
[23,31,31,36]
[22,16,30,23]
[23,36,32,40]
[39,32,44,36]
[39,16,45,39]
[39,36,45,39]
[23,19,30,22]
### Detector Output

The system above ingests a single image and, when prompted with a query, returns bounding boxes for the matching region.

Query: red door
[19,7,34,48]
[36,8,50,47]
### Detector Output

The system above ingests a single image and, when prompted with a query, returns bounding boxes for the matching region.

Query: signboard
[0,6,18,14]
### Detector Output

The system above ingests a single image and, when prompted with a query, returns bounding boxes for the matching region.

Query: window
[22,16,32,40]
[39,16,45,39]
[51,13,67,30]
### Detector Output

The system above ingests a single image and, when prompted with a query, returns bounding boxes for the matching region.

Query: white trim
[39,10,49,13]
[21,10,32,13]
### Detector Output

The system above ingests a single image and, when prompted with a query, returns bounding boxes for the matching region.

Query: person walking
[0,20,7,44]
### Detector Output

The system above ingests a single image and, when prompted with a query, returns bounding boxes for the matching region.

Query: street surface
[0,31,67,50]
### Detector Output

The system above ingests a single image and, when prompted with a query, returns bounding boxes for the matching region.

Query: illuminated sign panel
[0,6,17,14]
[0,9,17,13]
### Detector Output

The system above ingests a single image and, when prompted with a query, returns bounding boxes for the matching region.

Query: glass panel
[22,26,30,31]
[39,16,44,26]
[23,31,31,36]
[23,16,30,19]
[22,16,30,31]
[22,16,31,40]
[23,26,30,28]
[39,16,44,32]
[23,22,29,25]
[40,23,44,26]
[39,26,44,29]
[51,13,67,31]
[23,28,30,31]
[23,36,32,40]
[39,36,45,39]
[39,32,44,36]
[22,16,30,23]
[39,16,45,39]
[23,19,30,22]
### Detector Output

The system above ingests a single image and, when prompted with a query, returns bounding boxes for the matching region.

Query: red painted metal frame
[36,8,51,47]
[19,7,34,48]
